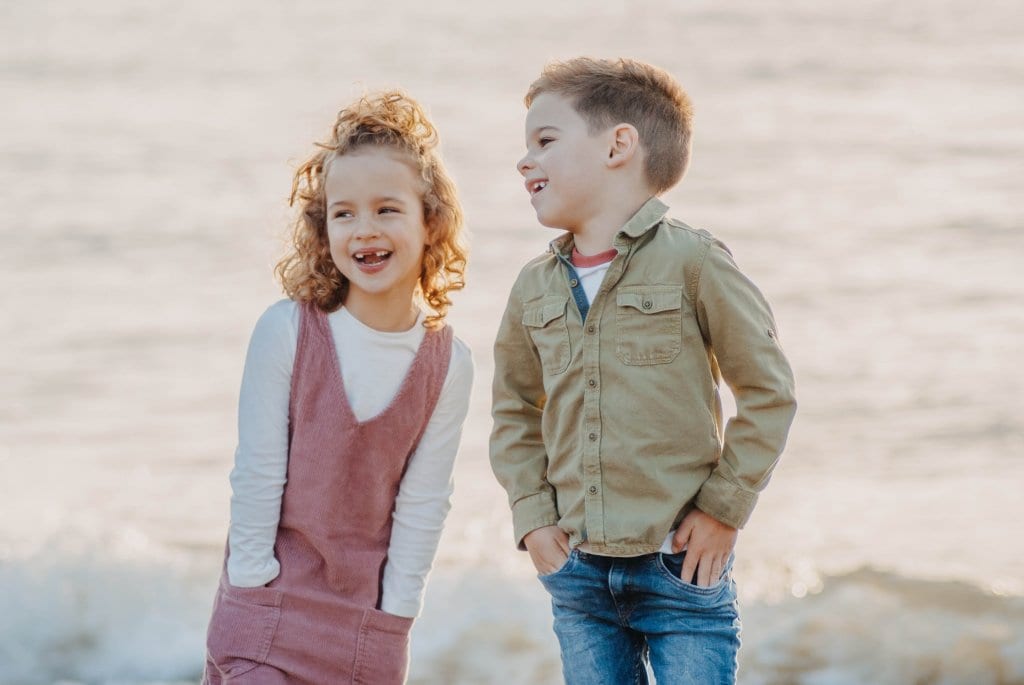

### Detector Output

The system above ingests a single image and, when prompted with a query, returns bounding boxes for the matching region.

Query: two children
[204,57,795,685]
[490,58,797,684]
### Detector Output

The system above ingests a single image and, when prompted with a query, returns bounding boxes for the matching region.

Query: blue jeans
[538,549,740,685]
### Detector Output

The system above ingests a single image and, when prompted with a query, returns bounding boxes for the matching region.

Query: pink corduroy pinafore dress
[204,303,452,684]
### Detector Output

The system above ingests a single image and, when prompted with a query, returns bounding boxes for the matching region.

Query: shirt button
[587,325,595,334]
[588,432,597,441]
[642,300,653,309]
[570,278,579,287]
[588,485,598,494]
[588,379,597,388]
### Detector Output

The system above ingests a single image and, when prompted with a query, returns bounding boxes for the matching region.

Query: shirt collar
[549,196,670,256]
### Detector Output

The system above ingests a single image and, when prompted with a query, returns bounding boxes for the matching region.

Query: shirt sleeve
[489,276,561,550]
[380,336,474,618]
[226,300,295,587]
[692,240,797,529]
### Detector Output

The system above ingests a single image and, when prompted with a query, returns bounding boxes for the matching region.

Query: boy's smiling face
[518,92,611,233]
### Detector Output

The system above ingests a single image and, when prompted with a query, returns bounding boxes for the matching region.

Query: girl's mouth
[354,250,392,266]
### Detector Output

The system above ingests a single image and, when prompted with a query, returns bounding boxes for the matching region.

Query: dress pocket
[352,608,415,685]
[522,296,571,375]
[206,581,283,678]
[615,286,685,365]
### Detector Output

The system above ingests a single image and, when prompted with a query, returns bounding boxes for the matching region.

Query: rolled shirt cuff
[694,470,759,530]
[511,491,560,550]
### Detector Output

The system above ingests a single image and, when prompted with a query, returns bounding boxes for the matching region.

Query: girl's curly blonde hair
[275,91,467,329]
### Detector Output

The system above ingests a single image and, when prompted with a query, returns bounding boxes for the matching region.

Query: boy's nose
[517,154,533,176]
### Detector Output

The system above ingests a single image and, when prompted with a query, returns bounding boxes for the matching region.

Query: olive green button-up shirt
[490,197,797,555]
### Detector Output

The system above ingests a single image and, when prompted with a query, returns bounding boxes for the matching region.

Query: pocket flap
[617,287,683,314]
[522,297,568,328]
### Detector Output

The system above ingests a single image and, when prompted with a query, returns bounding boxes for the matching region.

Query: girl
[203,91,473,684]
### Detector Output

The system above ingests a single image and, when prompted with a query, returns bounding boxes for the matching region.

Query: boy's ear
[606,123,640,169]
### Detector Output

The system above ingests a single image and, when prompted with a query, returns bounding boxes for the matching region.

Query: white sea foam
[2,542,1020,685]
[0,542,211,685]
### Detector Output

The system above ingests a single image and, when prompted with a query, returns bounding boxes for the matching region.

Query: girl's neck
[343,297,421,333]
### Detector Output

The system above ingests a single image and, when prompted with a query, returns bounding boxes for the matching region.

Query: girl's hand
[523,525,571,575]
[671,509,738,587]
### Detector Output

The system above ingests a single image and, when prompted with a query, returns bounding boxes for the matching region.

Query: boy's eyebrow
[528,125,561,138]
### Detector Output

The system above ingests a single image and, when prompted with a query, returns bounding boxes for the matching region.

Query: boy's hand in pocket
[524,525,570,575]
[672,509,737,587]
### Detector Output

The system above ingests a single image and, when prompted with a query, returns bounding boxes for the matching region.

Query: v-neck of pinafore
[318,308,434,428]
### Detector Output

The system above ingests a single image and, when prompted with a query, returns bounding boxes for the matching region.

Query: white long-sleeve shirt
[226,299,473,617]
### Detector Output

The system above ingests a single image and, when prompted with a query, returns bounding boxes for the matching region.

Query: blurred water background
[1,0,1023,683]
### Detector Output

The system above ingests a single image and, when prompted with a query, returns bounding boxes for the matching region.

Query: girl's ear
[606,123,640,169]
[424,203,446,246]
[423,215,437,247]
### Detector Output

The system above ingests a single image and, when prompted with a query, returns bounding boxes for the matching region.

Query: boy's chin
[534,212,572,231]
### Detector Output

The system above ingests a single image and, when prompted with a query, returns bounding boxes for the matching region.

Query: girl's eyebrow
[328,196,408,209]
[375,196,408,205]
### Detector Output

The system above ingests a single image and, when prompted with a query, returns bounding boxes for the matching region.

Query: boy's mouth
[353,249,392,266]
[527,179,548,196]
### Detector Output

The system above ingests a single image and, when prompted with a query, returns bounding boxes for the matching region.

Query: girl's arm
[380,336,474,617]
[226,300,296,587]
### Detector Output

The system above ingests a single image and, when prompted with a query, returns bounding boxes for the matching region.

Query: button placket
[581,294,605,544]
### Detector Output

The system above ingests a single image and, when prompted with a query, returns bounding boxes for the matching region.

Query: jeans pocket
[656,551,732,595]
[206,581,283,676]
[351,608,414,685]
[538,549,578,581]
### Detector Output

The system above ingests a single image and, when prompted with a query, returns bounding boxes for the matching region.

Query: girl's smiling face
[324,146,428,331]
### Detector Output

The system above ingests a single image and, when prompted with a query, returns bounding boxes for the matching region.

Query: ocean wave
[0,547,211,685]
[1,552,1021,685]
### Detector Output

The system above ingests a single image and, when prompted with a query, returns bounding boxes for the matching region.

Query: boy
[489,58,797,684]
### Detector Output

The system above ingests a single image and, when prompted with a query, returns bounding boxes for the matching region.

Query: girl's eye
[538,137,554,147]
[378,207,400,214]
[333,210,353,219]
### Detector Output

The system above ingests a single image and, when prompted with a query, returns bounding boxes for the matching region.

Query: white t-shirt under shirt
[227,299,473,618]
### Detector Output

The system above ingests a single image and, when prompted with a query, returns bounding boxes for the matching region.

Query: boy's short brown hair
[525,57,694,194]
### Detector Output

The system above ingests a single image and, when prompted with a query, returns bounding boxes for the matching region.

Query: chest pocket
[616,286,686,365]
[523,296,571,375]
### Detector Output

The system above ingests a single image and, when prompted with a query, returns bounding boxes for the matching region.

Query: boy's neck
[570,194,654,255]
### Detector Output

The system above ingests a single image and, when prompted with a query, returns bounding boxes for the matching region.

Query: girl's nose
[352,218,381,239]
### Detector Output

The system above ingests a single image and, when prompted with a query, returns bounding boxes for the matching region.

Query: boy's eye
[538,137,554,147]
